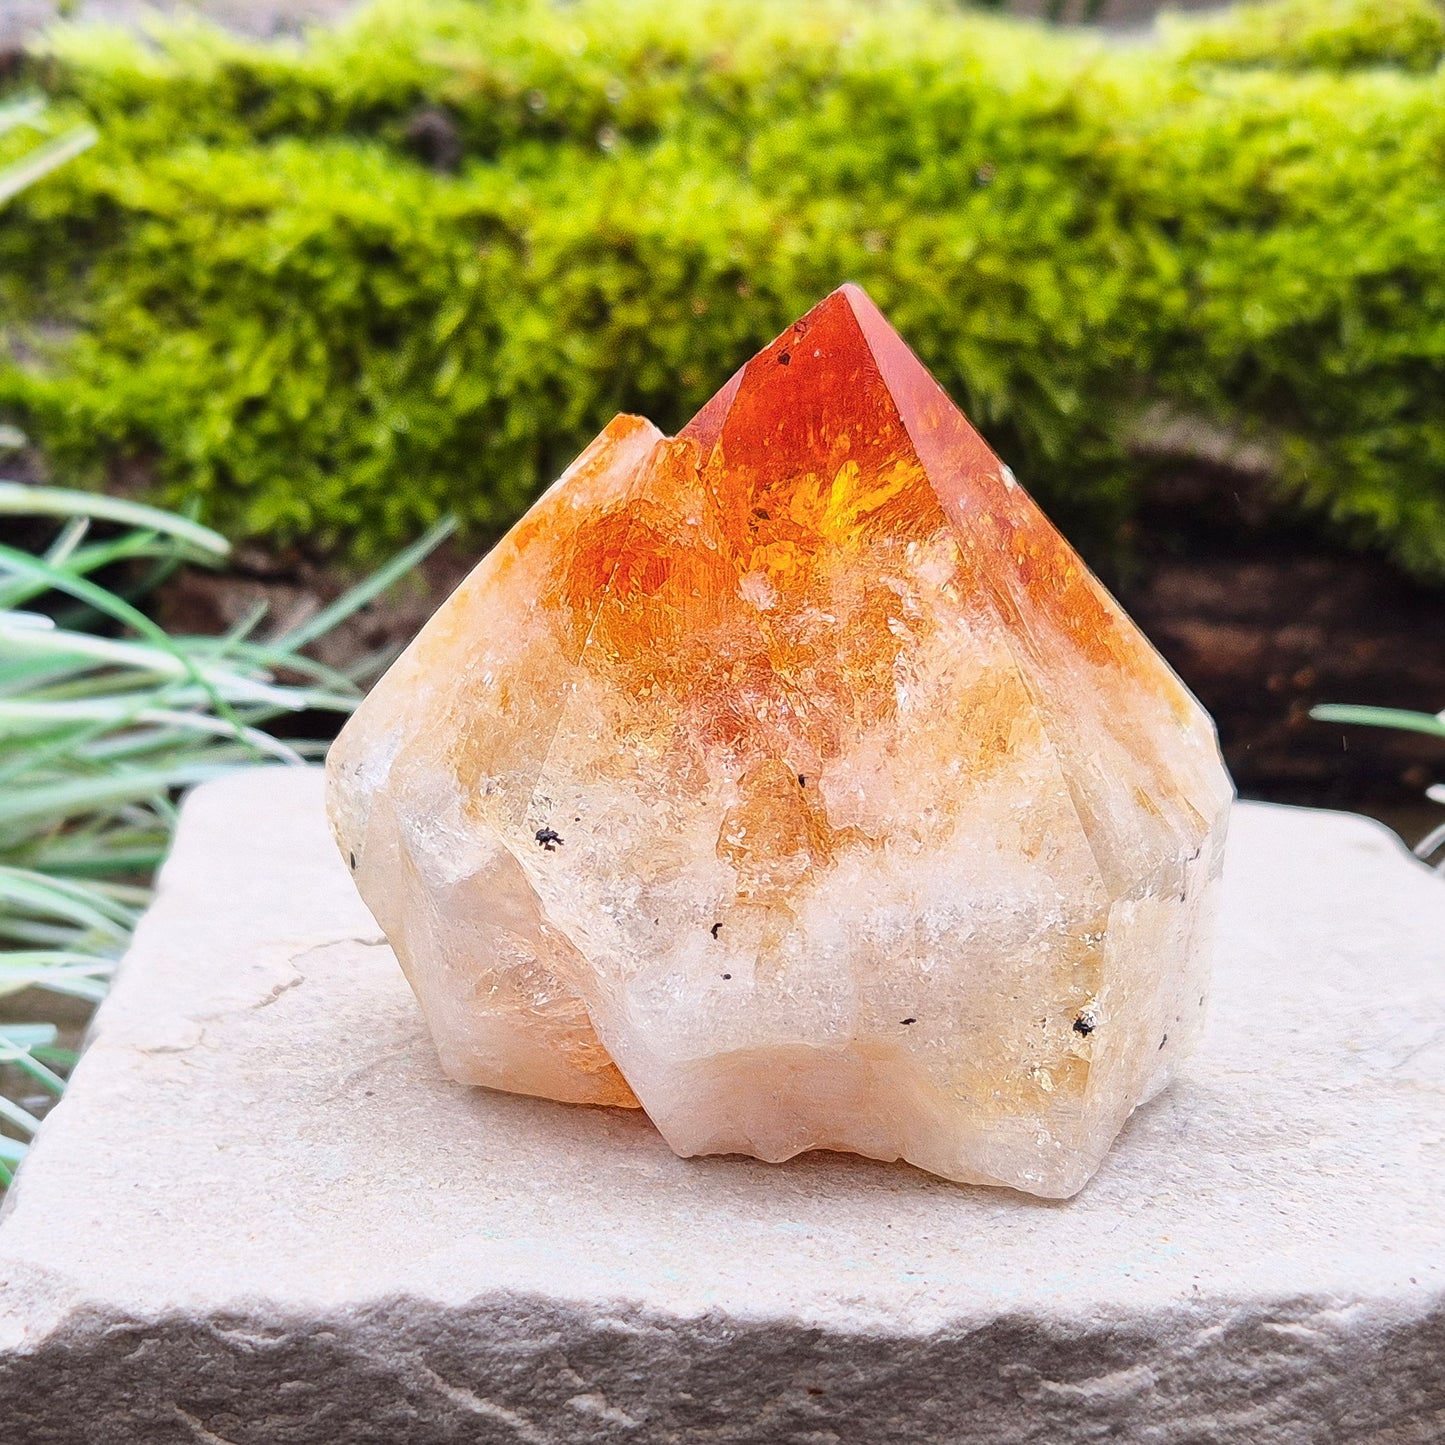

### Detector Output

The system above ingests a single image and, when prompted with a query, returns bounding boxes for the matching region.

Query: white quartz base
[0,768,1441,1443]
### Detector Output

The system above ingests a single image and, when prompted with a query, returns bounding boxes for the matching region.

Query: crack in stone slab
[137,1023,205,1055]
[410,1361,553,1442]
[1034,1363,1157,1404]
[291,936,390,958]
[250,974,303,1010]
[566,1391,640,1429]
[172,1405,243,1445]
[316,1039,432,1104]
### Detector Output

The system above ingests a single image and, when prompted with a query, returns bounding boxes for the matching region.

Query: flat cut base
[1,769,1441,1444]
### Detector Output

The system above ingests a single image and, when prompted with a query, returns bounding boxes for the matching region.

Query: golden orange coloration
[327,285,1232,1197]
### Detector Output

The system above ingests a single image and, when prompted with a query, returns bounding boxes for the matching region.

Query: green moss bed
[2,0,1443,578]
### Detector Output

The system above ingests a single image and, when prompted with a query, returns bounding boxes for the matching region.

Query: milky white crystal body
[327,285,1232,1198]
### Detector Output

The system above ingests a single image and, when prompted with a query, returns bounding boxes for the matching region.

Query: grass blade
[0,126,97,207]
[0,484,229,558]
[274,515,456,652]
[1309,705,1445,740]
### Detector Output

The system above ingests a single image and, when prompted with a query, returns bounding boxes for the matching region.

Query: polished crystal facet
[327,285,1232,1197]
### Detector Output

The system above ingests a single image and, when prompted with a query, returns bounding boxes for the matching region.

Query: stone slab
[0,767,1442,1443]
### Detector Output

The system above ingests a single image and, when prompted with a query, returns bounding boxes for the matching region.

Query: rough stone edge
[2,776,1443,1441]
[0,1285,1441,1444]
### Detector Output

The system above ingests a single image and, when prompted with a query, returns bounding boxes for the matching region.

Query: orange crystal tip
[679,282,1161,680]
[682,282,999,506]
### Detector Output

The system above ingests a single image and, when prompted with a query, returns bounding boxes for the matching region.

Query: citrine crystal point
[327,286,1232,1199]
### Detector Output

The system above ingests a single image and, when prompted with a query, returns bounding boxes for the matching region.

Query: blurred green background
[2,0,1444,808]
[2,0,1443,568]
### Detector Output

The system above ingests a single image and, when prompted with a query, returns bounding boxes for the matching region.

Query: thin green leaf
[0,1035,69,1093]
[0,1094,41,1136]
[0,621,309,708]
[0,96,45,139]
[0,867,138,936]
[0,483,229,558]
[274,514,456,651]
[0,764,242,840]
[1310,705,1445,739]
[0,126,97,206]
[0,1025,58,1050]
[0,701,307,763]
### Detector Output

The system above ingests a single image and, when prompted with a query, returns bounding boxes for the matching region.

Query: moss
[1165,0,1445,74]
[1,0,1443,577]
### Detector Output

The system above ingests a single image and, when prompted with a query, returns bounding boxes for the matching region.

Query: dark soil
[1113,461,1445,822]
[1120,544,1445,811]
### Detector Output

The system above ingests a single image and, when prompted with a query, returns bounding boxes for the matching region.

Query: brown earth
[1120,544,1445,811]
